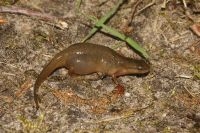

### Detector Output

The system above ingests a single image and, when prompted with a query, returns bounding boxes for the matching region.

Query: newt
[34,43,150,109]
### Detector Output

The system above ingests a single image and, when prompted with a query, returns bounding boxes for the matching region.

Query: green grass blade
[82,0,124,42]
[98,24,149,58]
[75,0,82,13]
[79,0,149,58]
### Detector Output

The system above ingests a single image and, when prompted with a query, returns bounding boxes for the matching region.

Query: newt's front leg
[112,75,125,95]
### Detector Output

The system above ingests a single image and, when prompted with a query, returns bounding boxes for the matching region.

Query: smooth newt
[34,43,150,109]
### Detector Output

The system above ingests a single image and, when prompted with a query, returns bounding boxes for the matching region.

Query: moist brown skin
[34,43,150,109]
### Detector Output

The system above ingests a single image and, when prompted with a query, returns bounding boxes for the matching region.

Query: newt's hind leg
[68,68,79,77]
[68,68,85,80]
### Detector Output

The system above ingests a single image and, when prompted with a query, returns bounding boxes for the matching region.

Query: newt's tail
[34,52,66,109]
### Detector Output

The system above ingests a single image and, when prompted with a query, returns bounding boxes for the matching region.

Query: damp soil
[0,0,200,132]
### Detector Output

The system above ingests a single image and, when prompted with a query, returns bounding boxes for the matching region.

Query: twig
[175,74,193,79]
[135,0,156,16]
[129,0,142,25]
[183,86,195,97]
[2,72,16,76]
[182,0,187,8]
[85,103,153,123]
[0,6,68,29]
[98,0,110,7]
[0,6,57,21]
[161,0,167,9]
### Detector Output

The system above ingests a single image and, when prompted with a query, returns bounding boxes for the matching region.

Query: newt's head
[113,59,150,77]
[127,59,150,74]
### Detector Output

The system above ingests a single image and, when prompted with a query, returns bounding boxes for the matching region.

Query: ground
[0,0,200,132]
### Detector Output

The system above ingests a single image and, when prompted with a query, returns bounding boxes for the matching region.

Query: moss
[17,113,49,132]
[193,65,200,79]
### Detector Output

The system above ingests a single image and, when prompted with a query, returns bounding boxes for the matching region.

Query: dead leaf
[190,23,200,37]
[0,18,7,24]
